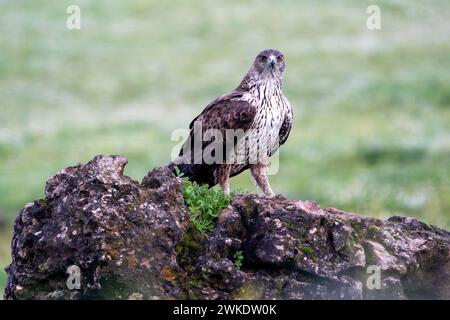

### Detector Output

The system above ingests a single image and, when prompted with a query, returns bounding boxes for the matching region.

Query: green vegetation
[233,250,244,269]
[176,166,244,235]
[181,178,232,235]
[0,232,11,295]
[300,246,314,256]
[1,0,449,296]
[347,235,358,246]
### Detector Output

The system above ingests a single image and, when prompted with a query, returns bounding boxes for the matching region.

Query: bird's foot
[264,190,276,198]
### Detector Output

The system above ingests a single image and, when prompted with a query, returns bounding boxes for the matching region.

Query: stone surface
[4,155,450,300]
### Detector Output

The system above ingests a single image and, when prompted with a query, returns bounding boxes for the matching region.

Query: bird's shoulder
[189,90,257,131]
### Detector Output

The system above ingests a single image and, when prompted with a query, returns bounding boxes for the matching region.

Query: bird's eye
[277,55,284,60]
[259,55,266,62]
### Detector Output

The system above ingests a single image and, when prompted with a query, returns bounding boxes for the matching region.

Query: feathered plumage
[172,49,293,196]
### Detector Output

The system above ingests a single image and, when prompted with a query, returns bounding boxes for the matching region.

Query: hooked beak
[267,55,276,67]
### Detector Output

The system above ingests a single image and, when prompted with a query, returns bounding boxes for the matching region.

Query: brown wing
[180,91,256,161]
[188,91,254,130]
[177,91,256,186]
[279,111,293,146]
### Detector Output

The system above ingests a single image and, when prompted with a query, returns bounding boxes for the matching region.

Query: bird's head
[237,49,286,91]
[252,49,285,76]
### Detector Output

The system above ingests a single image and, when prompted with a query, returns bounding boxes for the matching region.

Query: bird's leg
[218,164,232,195]
[250,163,275,197]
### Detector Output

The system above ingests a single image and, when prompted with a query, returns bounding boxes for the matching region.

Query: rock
[4,155,190,299]
[4,155,450,300]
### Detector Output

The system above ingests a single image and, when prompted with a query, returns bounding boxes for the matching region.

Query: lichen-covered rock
[4,155,450,300]
[4,155,190,299]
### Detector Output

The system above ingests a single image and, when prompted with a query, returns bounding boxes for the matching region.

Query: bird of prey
[171,49,293,196]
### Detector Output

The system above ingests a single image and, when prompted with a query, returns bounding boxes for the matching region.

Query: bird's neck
[238,73,283,101]
[249,78,283,105]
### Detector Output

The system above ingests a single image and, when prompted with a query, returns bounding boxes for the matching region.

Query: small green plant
[300,246,313,255]
[233,250,244,269]
[368,225,379,236]
[348,234,358,246]
[176,167,233,235]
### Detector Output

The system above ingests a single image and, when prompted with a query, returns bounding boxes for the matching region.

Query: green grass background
[1,0,449,296]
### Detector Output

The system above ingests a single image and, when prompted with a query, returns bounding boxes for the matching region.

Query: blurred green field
[1,0,450,296]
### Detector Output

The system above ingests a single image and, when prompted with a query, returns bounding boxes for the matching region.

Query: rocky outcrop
[4,155,450,299]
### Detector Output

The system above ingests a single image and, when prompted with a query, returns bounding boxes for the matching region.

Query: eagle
[171,49,293,196]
